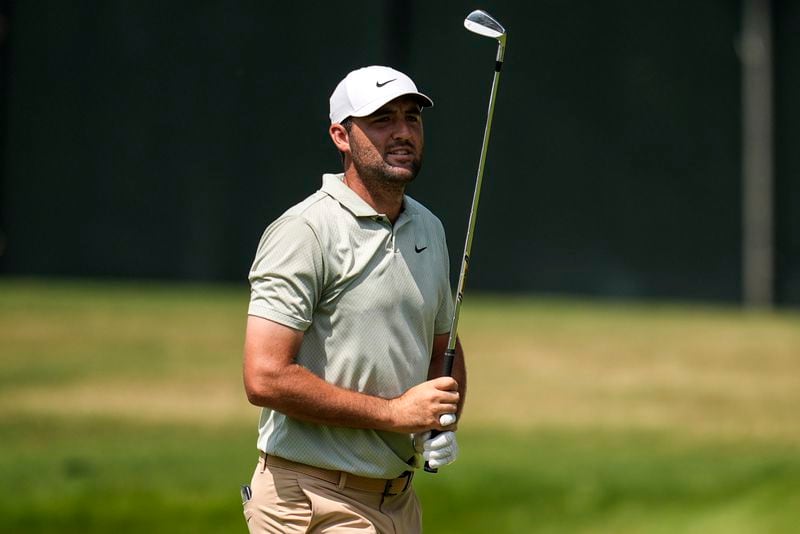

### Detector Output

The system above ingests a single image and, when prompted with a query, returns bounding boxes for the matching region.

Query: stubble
[349,135,423,195]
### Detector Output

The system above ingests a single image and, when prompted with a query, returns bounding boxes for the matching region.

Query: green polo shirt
[248,173,454,478]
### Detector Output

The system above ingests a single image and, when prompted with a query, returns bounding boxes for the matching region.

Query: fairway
[1,279,799,533]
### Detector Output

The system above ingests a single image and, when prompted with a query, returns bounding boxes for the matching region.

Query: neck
[343,167,405,223]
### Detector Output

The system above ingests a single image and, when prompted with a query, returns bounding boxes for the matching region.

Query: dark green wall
[410,1,743,301]
[1,1,798,305]
[775,0,800,304]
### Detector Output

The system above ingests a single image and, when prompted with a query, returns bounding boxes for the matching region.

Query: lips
[386,144,416,159]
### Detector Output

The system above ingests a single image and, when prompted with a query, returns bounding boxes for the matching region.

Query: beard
[349,135,423,191]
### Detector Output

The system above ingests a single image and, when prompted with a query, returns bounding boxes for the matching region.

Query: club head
[464,10,506,41]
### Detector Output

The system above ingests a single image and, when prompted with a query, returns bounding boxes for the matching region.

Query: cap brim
[347,90,434,120]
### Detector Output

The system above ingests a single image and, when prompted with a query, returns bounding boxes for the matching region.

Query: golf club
[425,9,507,474]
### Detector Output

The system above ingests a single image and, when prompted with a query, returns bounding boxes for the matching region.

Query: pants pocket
[246,462,313,533]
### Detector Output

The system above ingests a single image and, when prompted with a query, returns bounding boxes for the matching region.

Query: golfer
[241,65,467,533]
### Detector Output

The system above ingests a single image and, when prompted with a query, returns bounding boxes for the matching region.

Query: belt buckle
[383,471,413,497]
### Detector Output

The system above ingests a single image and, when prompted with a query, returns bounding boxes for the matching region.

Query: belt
[259,451,414,496]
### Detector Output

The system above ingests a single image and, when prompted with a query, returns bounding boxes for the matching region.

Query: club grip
[423,347,457,473]
[441,347,456,377]
[423,428,442,473]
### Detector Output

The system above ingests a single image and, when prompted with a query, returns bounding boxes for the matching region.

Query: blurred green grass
[1,278,799,533]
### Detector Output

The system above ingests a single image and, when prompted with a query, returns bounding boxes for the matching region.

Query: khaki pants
[243,456,422,533]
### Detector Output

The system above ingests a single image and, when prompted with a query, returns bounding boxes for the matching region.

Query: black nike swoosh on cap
[376,79,397,87]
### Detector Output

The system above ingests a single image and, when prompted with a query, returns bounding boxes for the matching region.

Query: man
[242,65,467,533]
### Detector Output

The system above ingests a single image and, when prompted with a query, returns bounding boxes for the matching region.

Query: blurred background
[1,1,799,533]
[1,0,798,306]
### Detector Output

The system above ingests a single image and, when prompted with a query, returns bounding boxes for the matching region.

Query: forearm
[244,317,458,434]
[245,360,394,431]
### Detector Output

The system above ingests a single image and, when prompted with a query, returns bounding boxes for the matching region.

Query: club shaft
[426,33,506,475]
[445,44,504,356]
[424,59,502,475]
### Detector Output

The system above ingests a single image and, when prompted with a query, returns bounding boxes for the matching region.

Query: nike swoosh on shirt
[415,245,427,253]
[376,79,397,87]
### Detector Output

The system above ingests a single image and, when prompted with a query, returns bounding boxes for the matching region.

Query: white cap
[329,65,433,124]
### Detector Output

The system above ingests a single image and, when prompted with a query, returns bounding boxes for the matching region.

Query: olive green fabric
[248,173,453,478]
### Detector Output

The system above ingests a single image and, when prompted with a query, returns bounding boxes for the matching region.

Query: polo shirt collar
[321,173,377,217]
[321,173,419,220]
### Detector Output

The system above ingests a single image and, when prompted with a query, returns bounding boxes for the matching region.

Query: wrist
[377,397,397,432]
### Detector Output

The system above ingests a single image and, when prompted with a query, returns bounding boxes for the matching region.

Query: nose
[391,118,413,141]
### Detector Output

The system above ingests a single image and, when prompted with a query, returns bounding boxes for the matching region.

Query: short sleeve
[248,216,324,331]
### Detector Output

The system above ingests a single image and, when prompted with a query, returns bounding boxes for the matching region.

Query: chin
[388,168,417,184]
[387,162,421,181]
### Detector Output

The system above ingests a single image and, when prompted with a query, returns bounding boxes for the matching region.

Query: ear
[329,123,350,154]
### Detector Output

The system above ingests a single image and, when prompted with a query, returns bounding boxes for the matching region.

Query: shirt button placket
[375,216,393,253]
